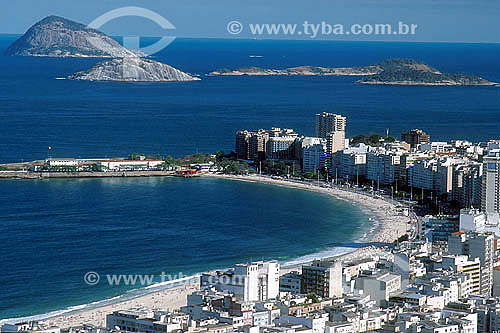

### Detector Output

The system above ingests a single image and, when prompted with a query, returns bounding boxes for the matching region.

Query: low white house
[45,158,78,167]
[97,160,164,171]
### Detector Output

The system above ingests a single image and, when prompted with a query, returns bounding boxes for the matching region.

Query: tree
[129,153,141,160]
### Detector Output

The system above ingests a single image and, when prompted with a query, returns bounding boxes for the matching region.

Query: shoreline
[1,173,409,328]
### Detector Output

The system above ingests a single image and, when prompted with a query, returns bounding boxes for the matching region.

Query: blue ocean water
[1,36,500,320]
[0,36,500,163]
[0,177,369,319]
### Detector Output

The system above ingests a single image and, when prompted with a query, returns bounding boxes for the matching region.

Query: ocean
[0,35,500,320]
[0,37,500,163]
[0,177,369,320]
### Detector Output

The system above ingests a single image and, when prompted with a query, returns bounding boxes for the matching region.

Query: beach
[38,283,200,329]
[30,174,409,328]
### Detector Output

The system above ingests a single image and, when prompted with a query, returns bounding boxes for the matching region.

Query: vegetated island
[5,15,140,58]
[357,58,497,86]
[68,57,200,82]
[211,58,497,86]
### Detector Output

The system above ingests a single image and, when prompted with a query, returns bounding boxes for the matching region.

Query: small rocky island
[212,59,497,86]
[68,57,200,82]
[358,59,497,86]
[211,65,381,76]
[5,15,139,58]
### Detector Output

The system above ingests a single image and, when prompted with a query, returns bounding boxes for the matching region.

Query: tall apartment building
[234,261,280,302]
[302,140,327,172]
[408,157,456,197]
[302,260,342,298]
[407,159,436,191]
[452,163,482,209]
[267,136,298,160]
[201,261,280,302]
[447,232,494,296]
[315,112,346,154]
[235,129,269,160]
[401,129,430,148]
[366,150,402,185]
[481,150,500,224]
[236,130,252,159]
[248,130,269,160]
[331,144,372,181]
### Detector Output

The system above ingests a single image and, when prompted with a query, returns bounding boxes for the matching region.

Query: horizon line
[0,33,499,45]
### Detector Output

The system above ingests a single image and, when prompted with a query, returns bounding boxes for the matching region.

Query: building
[441,255,481,295]
[366,150,402,186]
[315,112,346,140]
[354,272,401,306]
[459,209,487,233]
[279,271,302,294]
[422,215,459,243]
[332,144,372,182]
[201,261,280,302]
[236,130,252,159]
[106,310,189,333]
[447,232,494,296]
[235,129,269,160]
[97,160,164,171]
[401,129,430,148]
[481,150,500,224]
[45,158,78,167]
[267,136,298,160]
[315,112,346,154]
[452,163,482,209]
[301,260,342,298]
[302,140,327,172]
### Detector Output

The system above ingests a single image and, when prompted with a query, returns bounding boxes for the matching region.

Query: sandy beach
[39,283,200,329]
[32,174,409,329]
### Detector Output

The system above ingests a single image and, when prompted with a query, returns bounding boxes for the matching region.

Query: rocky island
[68,57,200,82]
[211,59,497,86]
[5,15,140,57]
[211,65,381,76]
[358,58,497,86]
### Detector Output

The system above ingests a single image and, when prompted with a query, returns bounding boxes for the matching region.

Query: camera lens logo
[87,6,176,56]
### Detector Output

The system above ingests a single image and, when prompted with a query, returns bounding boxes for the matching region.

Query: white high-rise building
[234,261,280,302]
[302,138,327,172]
[201,260,280,302]
[482,150,500,224]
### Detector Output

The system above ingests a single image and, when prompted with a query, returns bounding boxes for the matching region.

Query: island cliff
[5,15,139,58]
